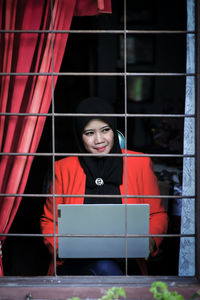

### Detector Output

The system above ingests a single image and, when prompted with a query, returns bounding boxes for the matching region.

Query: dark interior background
[3,0,186,276]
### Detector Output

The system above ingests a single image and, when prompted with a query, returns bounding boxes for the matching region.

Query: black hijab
[74,97,123,204]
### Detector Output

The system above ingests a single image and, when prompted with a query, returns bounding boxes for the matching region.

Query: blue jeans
[57,259,124,275]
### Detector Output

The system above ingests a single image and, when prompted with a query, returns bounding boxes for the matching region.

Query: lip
[95,146,107,152]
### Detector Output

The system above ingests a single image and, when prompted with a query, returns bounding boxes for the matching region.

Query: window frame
[195,0,200,282]
[0,0,200,290]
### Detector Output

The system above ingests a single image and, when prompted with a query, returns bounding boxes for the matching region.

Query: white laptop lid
[57,204,149,259]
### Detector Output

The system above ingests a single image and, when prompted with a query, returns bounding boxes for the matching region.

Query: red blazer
[40,149,168,274]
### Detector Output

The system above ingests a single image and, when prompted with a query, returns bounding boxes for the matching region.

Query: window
[0,0,200,291]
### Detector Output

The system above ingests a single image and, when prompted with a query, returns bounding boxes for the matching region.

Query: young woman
[40,97,168,275]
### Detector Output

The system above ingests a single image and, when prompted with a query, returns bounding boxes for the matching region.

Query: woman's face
[82,119,114,154]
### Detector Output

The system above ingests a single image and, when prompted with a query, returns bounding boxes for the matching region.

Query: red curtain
[0,0,111,277]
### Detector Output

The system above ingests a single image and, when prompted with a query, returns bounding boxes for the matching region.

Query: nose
[94,132,104,144]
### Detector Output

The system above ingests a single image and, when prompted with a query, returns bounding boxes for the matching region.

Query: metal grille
[0,0,199,281]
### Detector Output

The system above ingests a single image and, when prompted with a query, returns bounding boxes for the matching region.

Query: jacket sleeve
[141,157,168,256]
[40,162,65,256]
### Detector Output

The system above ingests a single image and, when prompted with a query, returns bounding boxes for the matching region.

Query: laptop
[57,204,149,259]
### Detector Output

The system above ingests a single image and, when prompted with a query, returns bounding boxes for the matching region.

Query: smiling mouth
[95,146,107,152]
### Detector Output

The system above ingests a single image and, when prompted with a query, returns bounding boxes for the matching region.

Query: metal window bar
[49,0,57,278]
[0,29,196,33]
[0,233,195,238]
[0,72,197,75]
[0,154,196,158]
[0,0,199,280]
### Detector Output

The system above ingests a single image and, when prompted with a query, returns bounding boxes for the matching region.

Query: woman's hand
[149,237,156,256]
[145,238,156,260]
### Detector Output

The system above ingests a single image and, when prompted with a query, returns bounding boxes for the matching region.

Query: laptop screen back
[57,204,149,259]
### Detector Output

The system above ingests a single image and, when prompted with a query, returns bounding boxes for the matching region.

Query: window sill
[0,276,199,299]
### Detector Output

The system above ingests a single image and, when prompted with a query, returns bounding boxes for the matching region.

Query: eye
[83,131,94,136]
[102,127,111,133]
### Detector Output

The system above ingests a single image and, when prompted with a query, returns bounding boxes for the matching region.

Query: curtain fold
[0,0,111,277]
[0,0,76,277]
[74,0,111,16]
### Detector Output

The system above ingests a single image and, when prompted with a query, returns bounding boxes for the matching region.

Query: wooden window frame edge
[0,276,199,300]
